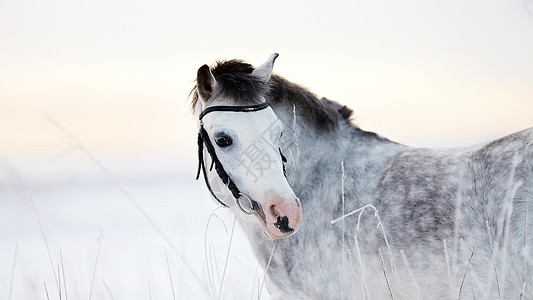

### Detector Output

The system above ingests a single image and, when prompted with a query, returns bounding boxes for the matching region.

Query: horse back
[370,127,532,297]
[376,127,533,251]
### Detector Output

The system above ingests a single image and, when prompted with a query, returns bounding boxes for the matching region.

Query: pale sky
[1,0,532,177]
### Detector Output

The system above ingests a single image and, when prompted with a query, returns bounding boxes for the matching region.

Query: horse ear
[197,64,217,101]
[252,53,279,83]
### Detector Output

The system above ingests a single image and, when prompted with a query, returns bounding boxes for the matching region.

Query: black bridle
[195,101,288,216]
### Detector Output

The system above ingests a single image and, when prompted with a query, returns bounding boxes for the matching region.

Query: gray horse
[191,54,533,299]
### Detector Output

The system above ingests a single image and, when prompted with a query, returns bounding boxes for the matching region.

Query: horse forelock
[190,59,267,110]
[190,58,355,131]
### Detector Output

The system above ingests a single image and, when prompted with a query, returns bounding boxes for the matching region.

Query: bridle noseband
[195,101,288,215]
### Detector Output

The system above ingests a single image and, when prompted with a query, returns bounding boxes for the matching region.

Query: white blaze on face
[201,104,302,239]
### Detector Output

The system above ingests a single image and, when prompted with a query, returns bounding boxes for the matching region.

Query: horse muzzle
[261,197,302,239]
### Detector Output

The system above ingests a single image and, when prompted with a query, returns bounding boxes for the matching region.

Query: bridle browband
[195,101,287,216]
[198,102,270,120]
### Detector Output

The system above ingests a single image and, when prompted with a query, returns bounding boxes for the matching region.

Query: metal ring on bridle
[237,193,255,215]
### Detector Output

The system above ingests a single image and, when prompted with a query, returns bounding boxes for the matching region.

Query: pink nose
[264,197,302,238]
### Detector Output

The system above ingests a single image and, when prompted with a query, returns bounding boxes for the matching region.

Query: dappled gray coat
[193,56,533,299]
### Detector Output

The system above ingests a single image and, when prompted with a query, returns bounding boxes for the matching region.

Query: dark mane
[268,75,353,131]
[190,59,354,131]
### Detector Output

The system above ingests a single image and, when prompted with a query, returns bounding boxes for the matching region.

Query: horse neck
[238,104,408,271]
[272,104,407,208]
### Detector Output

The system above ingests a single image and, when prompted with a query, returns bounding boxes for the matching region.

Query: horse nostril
[266,202,298,235]
[270,204,279,218]
[274,215,294,233]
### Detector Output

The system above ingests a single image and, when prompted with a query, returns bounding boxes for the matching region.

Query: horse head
[193,54,302,239]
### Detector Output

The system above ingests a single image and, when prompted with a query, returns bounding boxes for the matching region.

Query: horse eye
[215,135,233,147]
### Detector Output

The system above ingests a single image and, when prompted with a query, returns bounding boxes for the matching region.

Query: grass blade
[164,246,177,300]
[88,233,103,300]
[8,243,18,300]
[30,196,60,296]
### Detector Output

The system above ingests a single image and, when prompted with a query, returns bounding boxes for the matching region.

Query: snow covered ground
[0,156,269,299]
